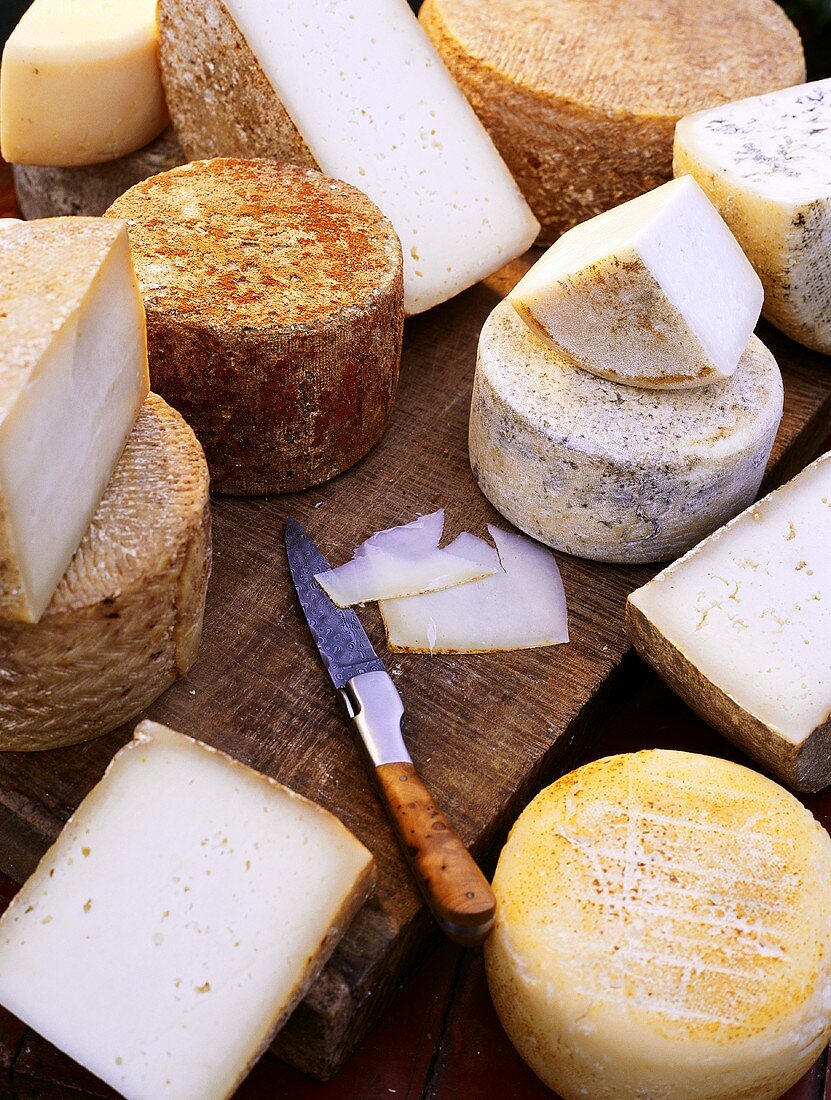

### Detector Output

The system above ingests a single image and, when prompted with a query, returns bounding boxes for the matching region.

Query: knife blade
[285,516,496,946]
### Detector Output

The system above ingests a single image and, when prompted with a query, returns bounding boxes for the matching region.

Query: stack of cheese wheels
[419,0,805,242]
[469,176,784,563]
[486,751,831,1100]
[105,158,404,494]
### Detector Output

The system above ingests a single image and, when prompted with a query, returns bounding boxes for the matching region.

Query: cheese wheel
[105,159,403,494]
[0,394,211,752]
[420,0,806,243]
[485,751,831,1100]
[12,128,187,220]
[469,301,783,564]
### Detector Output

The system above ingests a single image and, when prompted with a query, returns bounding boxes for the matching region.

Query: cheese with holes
[0,0,168,167]
[157,0,539,314]
[0,218,149,623]
[420,0,805,243]
[674,79,831,354]
[469,300,783,564]
[627,453,831,792]
[485,750,831,1100]
[106,159,403,494]
[0,720,375,1100]
[0,394,210,752]
[509,177,763,389]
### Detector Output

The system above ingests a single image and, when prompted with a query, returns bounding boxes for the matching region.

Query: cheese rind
[0,0,168,167]
[158,0,539,314]
[0,720,376,1100]
[627,452,831,791]
[469,300,783,564]
[485,750,831,1100]
[509,177,763,389]
[420,0,805,243]
[674,79,831,354]
[0,218,149,622]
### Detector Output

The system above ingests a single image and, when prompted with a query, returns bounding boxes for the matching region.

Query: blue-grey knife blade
[285,517,386,690]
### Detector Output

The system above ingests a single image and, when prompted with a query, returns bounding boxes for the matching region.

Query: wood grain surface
[1,166,830,1081]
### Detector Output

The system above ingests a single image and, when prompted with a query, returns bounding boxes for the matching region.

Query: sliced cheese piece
[485,750,831,1100]
[0,394,210,752]
[106,159,403,494]
[509,177,763,390]
[674,79,831,354]
[420,0,805,243]
[627,452,831,792]
[0,720,376,1100]
[0,0,168,167]
[380,526,568,653]
[315,511,498,606]
[0,217,149,623]
[13,128,187,220]
[158,0,539,314]
[469,300,783,564]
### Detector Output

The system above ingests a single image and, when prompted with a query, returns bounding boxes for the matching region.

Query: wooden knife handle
[374,761,496,946]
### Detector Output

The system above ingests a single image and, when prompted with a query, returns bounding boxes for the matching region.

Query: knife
[285,517,496,946]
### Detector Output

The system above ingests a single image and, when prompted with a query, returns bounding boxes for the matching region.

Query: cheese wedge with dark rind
[0,394,211,751]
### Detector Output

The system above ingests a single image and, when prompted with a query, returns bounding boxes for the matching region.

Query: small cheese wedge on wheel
[485,750,831,1100]
[509,176,763,389]
[0,0,168,167]
[0,720,376,1100]
[0,217,149,623]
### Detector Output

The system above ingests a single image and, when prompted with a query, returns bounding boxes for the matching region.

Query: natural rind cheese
[0,218,149,622]
[469,301,783,564]
[509,177,763,389]
[157,0,539,314]
[106,159,403,494]
[0,395,210,752]
[674,79,831,354]
[0,720,376,1100]
[485,751,831,1100]
[13,128,187,220]
[0,0,168,167]
[627,453,831,792]
[420,0,805,243]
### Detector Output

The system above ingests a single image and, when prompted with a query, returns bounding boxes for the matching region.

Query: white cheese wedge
[0,721,376,1100]
[470,300,783,564]
[158,0,539,314]
[627,452,831,792]
[509,176,763,389]
[315,511,498,606]
[380,526,568,653]
[0,218,150,623]
[485,751,831,1100]
[674,79,831,354]
[0,0,168,167]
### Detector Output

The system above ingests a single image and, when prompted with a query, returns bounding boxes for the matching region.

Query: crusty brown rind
[12,128,187,220]
[625,599,830,792]
[106,159,403,494]
[419,0,805,243]
[0,394,211,751]
[158,0,316,166]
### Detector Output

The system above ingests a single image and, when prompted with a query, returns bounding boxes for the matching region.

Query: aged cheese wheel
[0,394,211,751]
[420,0,805,243]
[106,158,403,494]
[469,301,783,564]
[12,128,186,220]
[485,751,831,1100]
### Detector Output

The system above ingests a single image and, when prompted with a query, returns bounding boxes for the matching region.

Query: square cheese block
[0,217,149,623]
[0,721,376,1100]
[674,78,831,354]
[509,175,763,389]
[627,453,831,792]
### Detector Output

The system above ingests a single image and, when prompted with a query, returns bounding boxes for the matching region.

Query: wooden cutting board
[0,250,829,1080]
